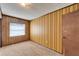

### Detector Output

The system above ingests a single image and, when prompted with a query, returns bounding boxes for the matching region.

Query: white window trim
[10,23,25,37]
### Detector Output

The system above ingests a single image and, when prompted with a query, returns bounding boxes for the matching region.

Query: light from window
[10,23,25,37]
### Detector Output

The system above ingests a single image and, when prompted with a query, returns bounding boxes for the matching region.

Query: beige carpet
[0,41,62,56]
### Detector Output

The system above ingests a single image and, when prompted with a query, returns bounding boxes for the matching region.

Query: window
[10,23,25,37]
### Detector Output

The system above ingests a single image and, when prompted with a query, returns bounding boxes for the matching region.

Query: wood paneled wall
[30,4,79,53]
[2,15,30,46]
[0,19,2,47]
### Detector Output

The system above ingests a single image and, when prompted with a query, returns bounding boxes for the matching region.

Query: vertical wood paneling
[42,16,44,46]
[2,15,30,46]
[59,9,63,53]
[46,15,49,48]
[30,4,79,53]
[0,19,2,47]
[50,13,54,50]
[2,16,9,45]
[54,12,57,51]
[45,15,48,47]
[49,14,51,48]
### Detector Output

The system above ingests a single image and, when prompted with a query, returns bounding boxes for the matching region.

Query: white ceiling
[0,3,73,20]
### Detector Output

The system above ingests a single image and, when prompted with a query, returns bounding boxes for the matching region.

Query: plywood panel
[0,19,2,47]
[63,10,79,56]
[30,4,79,53]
